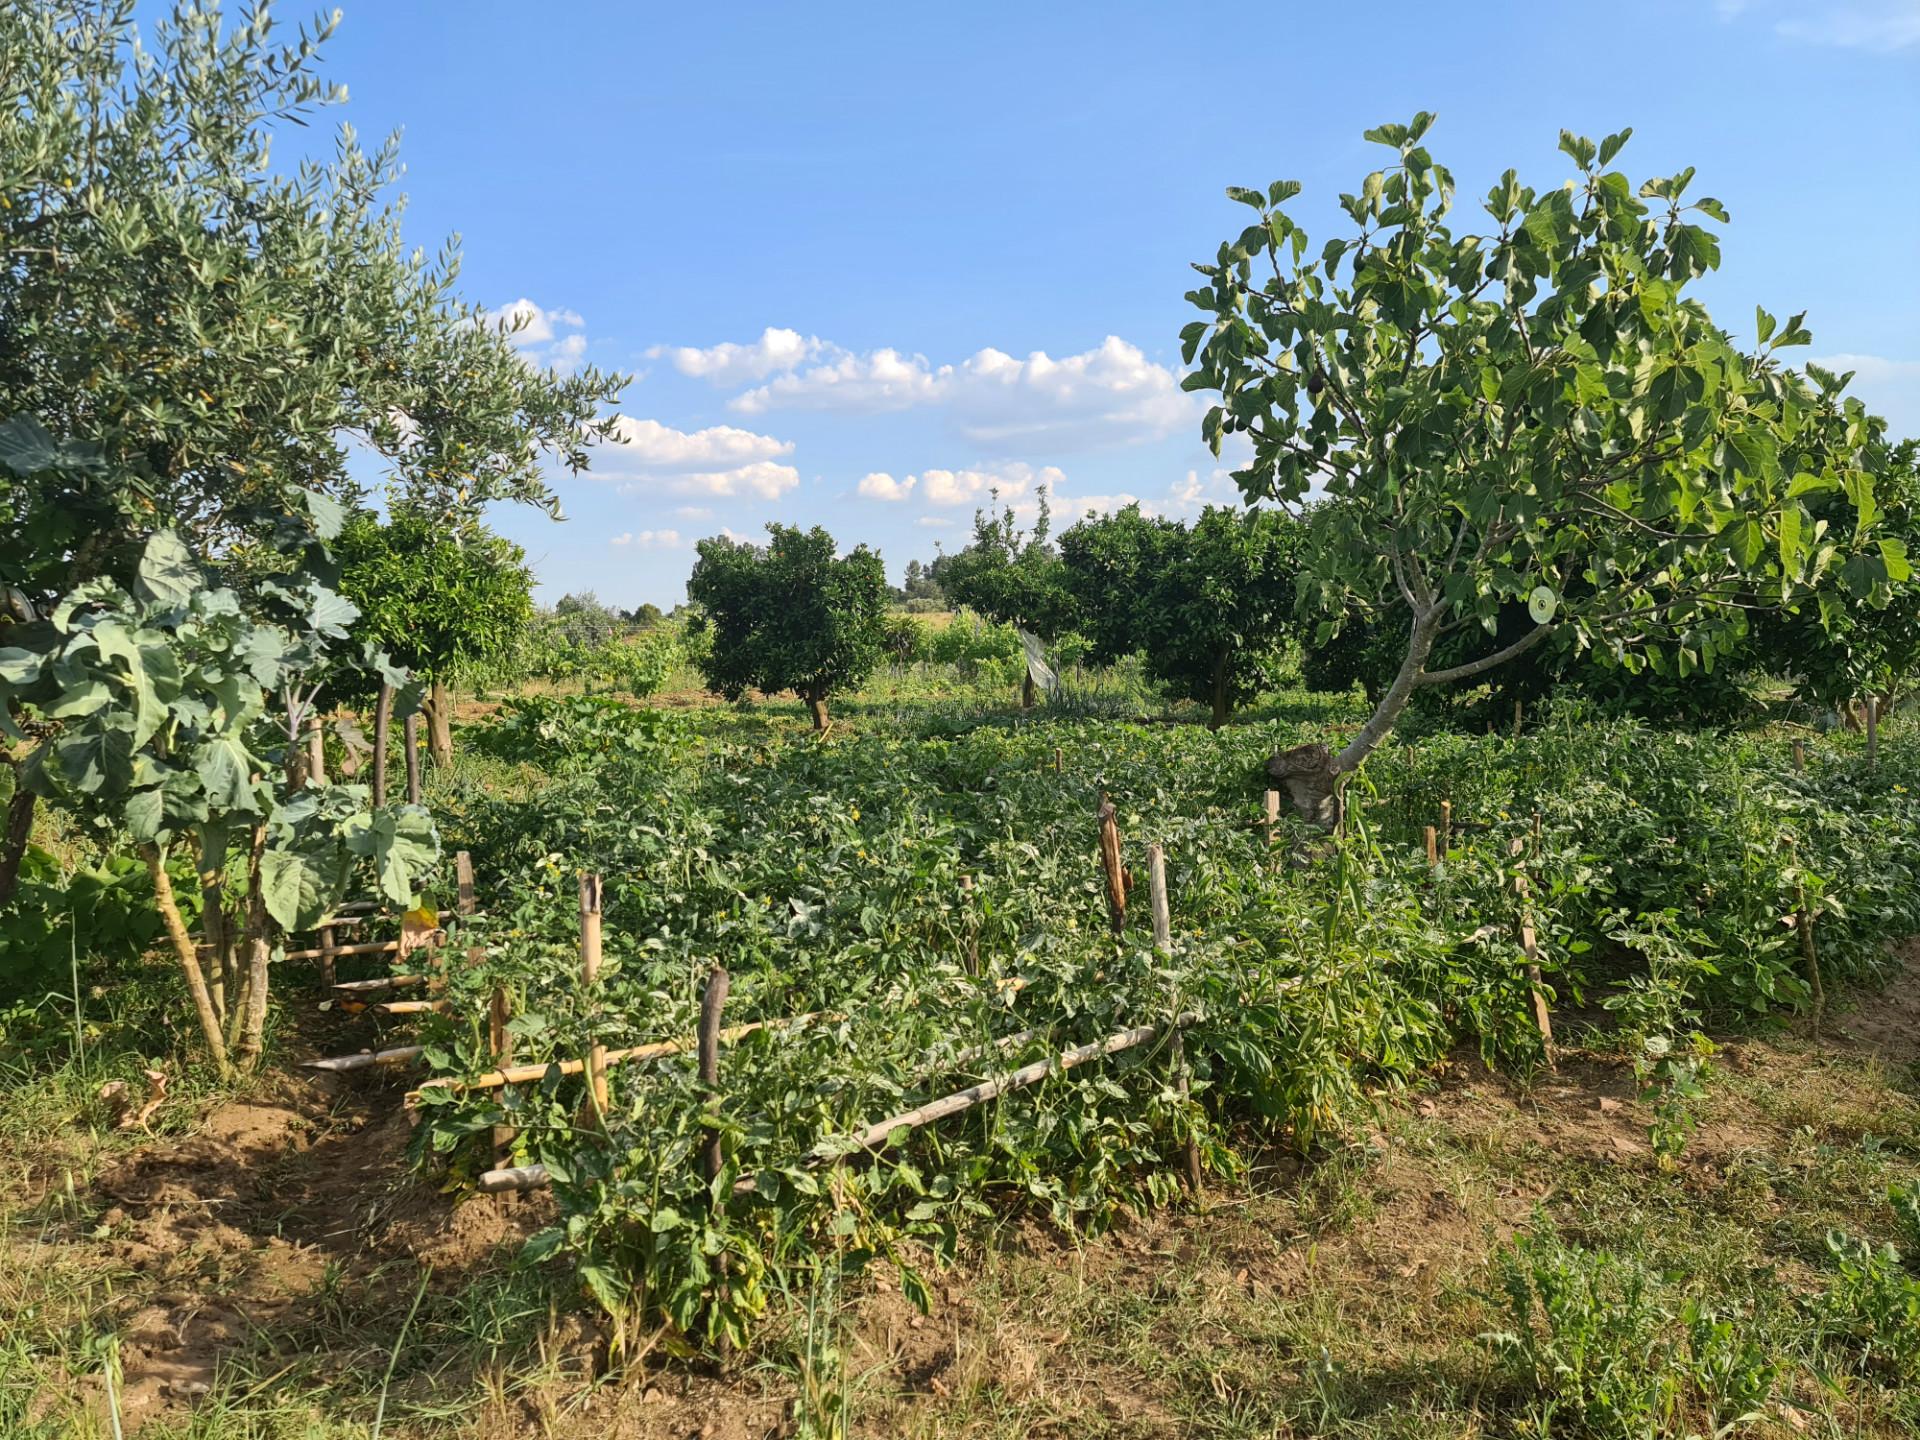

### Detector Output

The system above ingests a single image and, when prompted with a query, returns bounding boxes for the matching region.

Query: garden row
[363,699,1920,1351]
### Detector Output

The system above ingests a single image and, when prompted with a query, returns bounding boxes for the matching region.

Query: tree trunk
[426,678,454,767]
[1270,607,1441,825]
[143,844,233,1077]
[372,683,392,808]
[0,780,35,908]
[236,824,271,1070]
[1209,654,1229,730]
[1021,671,1036,710]
[807,692,830,733]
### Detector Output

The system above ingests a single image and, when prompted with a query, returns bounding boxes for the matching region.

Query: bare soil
[15,950,1920,1437]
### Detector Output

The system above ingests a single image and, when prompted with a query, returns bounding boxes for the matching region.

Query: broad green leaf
[261,844,345,931]
[196,735,259,812]
[133,531,201,609]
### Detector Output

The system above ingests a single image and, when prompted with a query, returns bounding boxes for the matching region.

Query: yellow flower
[849,806,860,821]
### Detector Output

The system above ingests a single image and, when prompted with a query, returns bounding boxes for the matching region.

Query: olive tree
[940,489,1076,706]
[1184,116,1898,819]
[334,508,535,764]
[0,4,627,1067]
[686,525,888,732]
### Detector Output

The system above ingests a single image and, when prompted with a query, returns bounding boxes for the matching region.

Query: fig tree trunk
[426,678,454,766]
[807,690,830,733]
[142,844,233,1078]
[0,780,34,907]
[1021,671,1036,709]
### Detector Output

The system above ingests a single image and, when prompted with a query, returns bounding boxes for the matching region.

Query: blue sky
[297,0,1919,609]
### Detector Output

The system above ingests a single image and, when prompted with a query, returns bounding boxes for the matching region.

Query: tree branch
[1415,622,1557,686]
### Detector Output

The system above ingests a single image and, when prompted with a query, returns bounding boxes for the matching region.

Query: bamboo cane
[580,874,608,1118]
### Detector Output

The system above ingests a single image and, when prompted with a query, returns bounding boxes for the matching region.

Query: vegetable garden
[304,699,1920,1361]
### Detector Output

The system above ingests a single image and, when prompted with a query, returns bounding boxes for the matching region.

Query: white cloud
[674,505,715,520]
[1810,353,1920,440]
[915,516,955,528]
[705,332,1195,454]
[947,337,1196,451]
[487,298,591,374]
[857,471,917,501]
[662,460,801,500]
[1721,1,1920,49]
[610,529,684,549]
[594,416,802,500]
[735,347,944,416]
[651,326,825,385]
[608,416,793,469]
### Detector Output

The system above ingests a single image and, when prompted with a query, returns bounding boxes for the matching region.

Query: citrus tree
[940,489,1076,706]
[686,525,888,732]
[1184,116,1899,818]
[334,508,535,764]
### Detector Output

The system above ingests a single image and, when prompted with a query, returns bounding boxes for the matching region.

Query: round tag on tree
[1528,586,1559,624]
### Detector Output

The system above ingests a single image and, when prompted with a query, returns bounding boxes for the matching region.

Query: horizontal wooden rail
[303,1043,425,1073]
[476,1013,1152,1197]
[330,974,428,994]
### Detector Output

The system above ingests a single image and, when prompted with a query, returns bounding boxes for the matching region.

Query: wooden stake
[1792,738,1806,772]
[1512,698,1523,736]
[958,874,978,976]
[1867,696,1879,769]
[456,851,475,916]
[1053,747,1063,775]
[1439,799,1452,857]
[579,874,607,1119]
[317,922,338,989]
[698,962,732,1361]
[306,713,328,785]
[490,983,514,1166]
[1264,789,1280,848]
[1097,792,1127,934]
[1514,871,1555,1067]
[1424,825,1438,868]
[1148,844,1202,1195]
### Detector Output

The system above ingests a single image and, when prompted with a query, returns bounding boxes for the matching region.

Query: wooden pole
[1264,789,1280,849]
[282,933,443,962]
[579,874,607,1119]
[306,713,328,785]
[1439,799,1453,857]
[372,683,392,809]
[1097,792,1127,935]
[1424,825,1438,868]
[1866,696,1879,769]
[698,962,732,1359]
[1792,738,1806,772]
[403,713,422,805]
[1148,844,1202,1195]
[456,851,475,916]
[959,874,978,976]
[1513,698,1523,736]
[1053,747,1063,775]
[1514,870,1555,1067]
[317,921,337,989]
[490,983,514,1166]
[698,965,729,1184]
